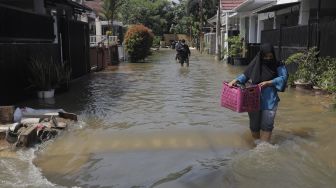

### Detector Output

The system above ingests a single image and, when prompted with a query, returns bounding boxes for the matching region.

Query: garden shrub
[284,51,304,85]
[227,36,244,57]
[318,57,336,93]
[285,47,336,94]
[124,24,154,62]
[285,48,319,85]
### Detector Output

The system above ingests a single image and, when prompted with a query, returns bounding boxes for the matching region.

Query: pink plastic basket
[221,82,260,113]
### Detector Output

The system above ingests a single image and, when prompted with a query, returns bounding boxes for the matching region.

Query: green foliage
[124,24,154,62]
[105,30,112,36]
[169,1,193,35]
[153,36,162,47]
[285,47,336,94]
[186,0,218,23]
[169,0,218,38]
[57,62,72,87]
[117,0,218,43]
[28,56,60,91]
[101,0,126,32]
[118,0,172,35]
[285,48,319,85]
[318,57,336,93]
[227,36,244,57]
[284,51,305,85]
[101,0,125,20]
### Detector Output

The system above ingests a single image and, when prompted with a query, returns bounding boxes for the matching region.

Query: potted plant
[28,56,60,99]
[222,47,232,64]
[227,36,247,65]
[284,48,319,90]
[56,62,72,92]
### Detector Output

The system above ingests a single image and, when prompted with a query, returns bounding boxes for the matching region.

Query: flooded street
[1,49,336,188]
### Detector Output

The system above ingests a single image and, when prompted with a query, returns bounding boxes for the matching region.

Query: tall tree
[101,0,126,34]
[186,0,218,28]
[185,0,218,51]
[117,0,173,35]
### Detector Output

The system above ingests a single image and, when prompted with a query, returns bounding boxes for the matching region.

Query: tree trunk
[110,12,114,35]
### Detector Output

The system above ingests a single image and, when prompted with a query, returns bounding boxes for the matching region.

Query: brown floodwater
[1,49,335,188]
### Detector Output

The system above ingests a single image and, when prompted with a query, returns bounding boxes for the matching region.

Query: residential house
[234,0,336,61]
[206,0,244,55]
[83,0,127,65]
[83,0,125,47]
[0,0,92,104]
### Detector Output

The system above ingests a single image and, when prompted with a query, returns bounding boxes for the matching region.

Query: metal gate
[60,18,90,78]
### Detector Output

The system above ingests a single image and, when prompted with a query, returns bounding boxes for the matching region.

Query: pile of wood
[0,106,77,148]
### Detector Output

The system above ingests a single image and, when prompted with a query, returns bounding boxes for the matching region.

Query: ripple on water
[11,49,336,188]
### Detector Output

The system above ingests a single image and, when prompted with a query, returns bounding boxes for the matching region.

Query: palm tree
[101,0,125,36]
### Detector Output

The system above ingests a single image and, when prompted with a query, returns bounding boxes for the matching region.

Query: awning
[257,2,300,13]
[207,14,217,24]
[66,0,92,12]
[45,0,92,12]
[234,0,276,12]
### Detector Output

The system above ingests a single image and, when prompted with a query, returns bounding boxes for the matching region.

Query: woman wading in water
[229,43,288,143]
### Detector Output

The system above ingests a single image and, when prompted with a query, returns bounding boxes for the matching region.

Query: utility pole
[190,24,192,46]
[199,0,203,53]
[215,0,221,61]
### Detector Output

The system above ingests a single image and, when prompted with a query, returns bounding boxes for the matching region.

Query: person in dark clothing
[176,39,191,67]
[228,43,288,144]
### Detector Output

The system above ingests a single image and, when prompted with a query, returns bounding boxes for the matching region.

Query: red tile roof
[221,0,245,10]
[84,0,103,14]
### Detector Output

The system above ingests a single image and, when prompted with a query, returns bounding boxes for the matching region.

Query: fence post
[307,19,310,49]
[278,25,282,61]
[317,0,321,51]
[96,45,99,71]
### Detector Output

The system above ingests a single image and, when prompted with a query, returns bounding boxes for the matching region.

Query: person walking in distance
[176,39,191,67]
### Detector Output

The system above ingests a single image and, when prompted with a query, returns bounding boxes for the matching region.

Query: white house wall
[249,16,257,43]
[237,0,316,44]
[299,0,310,25]
[240,17,246,40]
[277,0,300,4]
[95,17,102,42]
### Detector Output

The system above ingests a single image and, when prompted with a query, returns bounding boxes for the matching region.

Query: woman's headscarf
[243,43,281,84]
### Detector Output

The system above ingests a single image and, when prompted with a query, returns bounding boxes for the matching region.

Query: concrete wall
[249,16,258,43]
[204,33,216,55]
[163,34,191,46]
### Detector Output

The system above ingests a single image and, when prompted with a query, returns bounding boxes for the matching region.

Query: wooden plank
[22,114,55,119]
[59,112,78,121]
[0,130,6,140]
[17,125,38,147]
[0,106,14,124]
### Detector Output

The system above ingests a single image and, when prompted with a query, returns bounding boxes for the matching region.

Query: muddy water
[1,49,336,188]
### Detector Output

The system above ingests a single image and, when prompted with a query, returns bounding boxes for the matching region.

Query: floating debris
[0,106,77,148]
